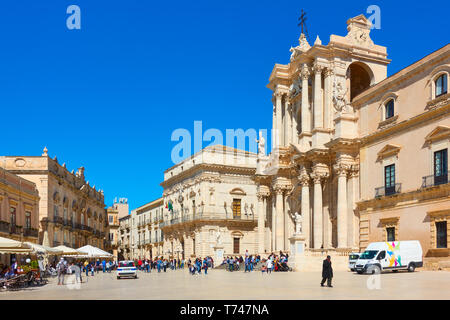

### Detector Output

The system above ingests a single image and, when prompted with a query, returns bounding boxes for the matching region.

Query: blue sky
[0,0,448,210]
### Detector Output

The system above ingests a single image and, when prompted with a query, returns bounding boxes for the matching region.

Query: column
[300,64,310,133]
[275,92,283,148]
[323,68,333,129]
[271,195,276,252]
[263,196,268,252]
[272,96,276,134]
[312,174,323,249]
[285,99,292,146]
[257,193,265,254]
[335,164,348,248]
[299,170,310,248]
[347,168,359,248]
[313,62,323,129]
[275,187,284,251]
[291,101,298,144]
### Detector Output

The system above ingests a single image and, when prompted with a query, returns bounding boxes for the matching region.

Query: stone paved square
[1,269,449,300]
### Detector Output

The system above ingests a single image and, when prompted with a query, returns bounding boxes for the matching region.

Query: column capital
[333,163,351,177]
[324,67,334,77]
[312,62,324,74]
[300,64,310,80]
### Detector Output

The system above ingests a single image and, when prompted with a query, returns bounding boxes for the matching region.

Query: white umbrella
[52,245,87,256]
[76,245,113,258]
[25,242,63,255]
[0,236,32,254]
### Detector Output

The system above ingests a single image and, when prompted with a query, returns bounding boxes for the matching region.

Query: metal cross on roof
[297,9,309,40]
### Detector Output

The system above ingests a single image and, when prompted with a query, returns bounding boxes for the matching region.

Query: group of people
[223,250,262,272]
[136,258,186,273]
[0,259,19,280]
[187,257,214,275]
[52,258,117,285]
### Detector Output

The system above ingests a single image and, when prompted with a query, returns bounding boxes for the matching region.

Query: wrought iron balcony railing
[375,183,402,198]
[422,172,449,188]
[0,221,10,233]
[23,228,39,238]
[53,216,64,225]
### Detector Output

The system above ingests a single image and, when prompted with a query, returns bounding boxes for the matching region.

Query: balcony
[53,241,61,247]
[9,225,22,235]
[422,172,449,188]
[0,221,10,234]
[53,216,64,225]
[23,228,39,238]
[159,212,256,229]
[375,183,402,198]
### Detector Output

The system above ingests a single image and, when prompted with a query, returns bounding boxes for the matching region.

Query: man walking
[321,255,333,287]
[56,258,66,285]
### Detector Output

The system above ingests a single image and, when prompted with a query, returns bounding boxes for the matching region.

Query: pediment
[377,144,401,160]
[425,125,450,143]
[229,188,246,196]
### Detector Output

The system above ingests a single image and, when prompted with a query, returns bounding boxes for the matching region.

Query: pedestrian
[102,259,106,273]
[266,258,272,274]
[321,255,333,288]
[84,260,89,277]
[203,258,208,275]
[56,258,66,285]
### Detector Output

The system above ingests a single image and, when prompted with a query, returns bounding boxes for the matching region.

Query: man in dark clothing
[321,255,333,287]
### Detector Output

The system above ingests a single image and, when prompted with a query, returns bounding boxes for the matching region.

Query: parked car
[348,252,361,271]
[354,241,423,274]
[116,260,137,279]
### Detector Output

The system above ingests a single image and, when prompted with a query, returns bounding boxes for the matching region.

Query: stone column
[347,167,359,248]
[323,68,333,129]
[291,101,298,144]
[257,192,265,254]
[275,92,283,148]
[313,62,323,129]
[271,195,276,252]
[299,169,311,248]
[285,99,292,146]
[272,96,277,135]
[300,64,310,133]
[262,196,268,252]
[275,187,284,251]
[312,173,323,249]
[335,164,349,248]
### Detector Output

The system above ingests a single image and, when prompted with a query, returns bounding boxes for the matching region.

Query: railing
[53,241,61,247]
[375,183,402,198]
[9,225,22,235]
[53,216,64,225]
[63,241,70,247]
[23,228,39,238]
[159,212,256,229]
[0,221,10,233]
[422,172,449,188]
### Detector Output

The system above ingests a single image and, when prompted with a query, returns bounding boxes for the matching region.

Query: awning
[52,245,87,256]
[24,242,63,255]
[76,245,113,258]
[0,236,32,254]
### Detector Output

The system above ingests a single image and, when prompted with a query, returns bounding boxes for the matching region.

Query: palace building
[160,145,259,260]
[0,148,108,249]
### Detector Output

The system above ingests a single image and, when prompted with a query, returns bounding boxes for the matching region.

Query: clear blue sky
[0,0,448,210]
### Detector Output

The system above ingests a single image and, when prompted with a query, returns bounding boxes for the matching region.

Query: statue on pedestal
[215,230,222,246]
[291,211,303,235]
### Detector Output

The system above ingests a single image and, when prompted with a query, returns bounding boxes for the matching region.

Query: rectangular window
[25,212,32,229]
[233,238,240,254]
[384,164,396,195]
[109,216,113,223]
[232,199,241,219]
[434,149,448,185]
[385,100,394,119]
[386,227,395,241]
[436,221,447,249]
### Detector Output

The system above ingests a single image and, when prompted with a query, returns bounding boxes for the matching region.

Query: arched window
[435,74,448,97]
[385,99,395,119]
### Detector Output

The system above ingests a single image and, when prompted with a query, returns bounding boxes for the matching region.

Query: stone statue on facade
[291,211,303,235]
[332,79,350,113]
[215,230,222,246]
[256,131,266,157]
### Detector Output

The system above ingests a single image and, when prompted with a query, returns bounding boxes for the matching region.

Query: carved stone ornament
[332,77,352,113]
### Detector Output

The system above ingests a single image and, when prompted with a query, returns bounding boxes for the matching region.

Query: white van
[348,252,361,271]
[354,241,423,274]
